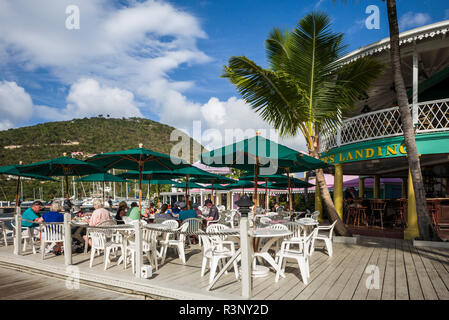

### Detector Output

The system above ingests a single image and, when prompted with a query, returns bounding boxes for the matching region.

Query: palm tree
[222,12,383,236]
[384,0,439,241]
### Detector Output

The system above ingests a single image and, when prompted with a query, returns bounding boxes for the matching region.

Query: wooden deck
[0,236,448,300]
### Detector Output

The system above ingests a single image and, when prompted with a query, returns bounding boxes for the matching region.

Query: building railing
[320,98,449,152]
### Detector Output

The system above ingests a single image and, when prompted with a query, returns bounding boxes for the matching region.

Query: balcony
[320,98,449,152]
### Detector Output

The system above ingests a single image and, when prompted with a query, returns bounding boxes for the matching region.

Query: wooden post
[240,216,252,298]
[102,180,105,207]
[333,163,343,220]
[359,177,365,198]
[253,161,259,229]
[65,175,70,200]
[14,206,22,255]
[64,213,72,265]
[138,162,142,221]
[374,175,380,199]
[135,221,143,278]
[404,169,420,240]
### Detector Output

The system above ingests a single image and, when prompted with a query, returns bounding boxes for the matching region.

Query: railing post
[412,49,419,126]
[14,206,22,255]
[64,213,72,265]
[240,216,252,298]
[336,125,342,147]
[135,222,143,278]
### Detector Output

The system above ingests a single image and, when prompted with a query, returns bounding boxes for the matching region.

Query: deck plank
[416,247,449,300]
[351,245,381,300]
[395,239,409,300]
[402,241,424,300]
[380,240,396,300]
[409,245,438,300]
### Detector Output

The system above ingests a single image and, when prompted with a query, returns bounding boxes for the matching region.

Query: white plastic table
[249,228,292,278]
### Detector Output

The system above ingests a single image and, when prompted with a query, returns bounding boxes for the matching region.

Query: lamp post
[235,194,253,299]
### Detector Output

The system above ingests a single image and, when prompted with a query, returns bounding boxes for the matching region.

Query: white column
[13,207,22,255]
[64,213,72,265]
[240,216,252,298]
[413,48,419,126]
[135,222,143,278]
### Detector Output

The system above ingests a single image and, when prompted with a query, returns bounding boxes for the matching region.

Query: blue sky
[0,0,448,151]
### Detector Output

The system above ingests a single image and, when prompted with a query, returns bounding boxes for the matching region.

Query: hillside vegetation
[0,117,204,201]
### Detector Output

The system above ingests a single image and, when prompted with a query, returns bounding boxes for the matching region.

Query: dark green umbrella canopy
[268,180,314,188]
[141,179,177,185]
[240,174,296,183]
[172,181,206,189]
[118,170,183,181]
[85,148,189,171]
[75,172,127,183]
[17,156,105,177]
[200,183,230,191]
[200,135,328,173]
[226,180,256,189]
[0,165,56,181]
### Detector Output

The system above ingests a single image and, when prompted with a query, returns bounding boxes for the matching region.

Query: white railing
[320,98,449,151]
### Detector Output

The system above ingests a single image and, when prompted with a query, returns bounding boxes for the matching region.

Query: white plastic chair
[0,221,14,246]
[310,220,337,257]
[275,228,317,284]
[198,231,239,284]
[305,210,320,221]
[160,222,189,264]
[11,221,38,254]
[124,227,159,273]
[259,217,272,224]
[89,231,106,268]
[40,223,64,260]
[122,216,133,224]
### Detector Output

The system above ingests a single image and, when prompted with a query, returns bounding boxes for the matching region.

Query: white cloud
[399,12,432,30]
[0,81,35,130]
[35,78,142,120]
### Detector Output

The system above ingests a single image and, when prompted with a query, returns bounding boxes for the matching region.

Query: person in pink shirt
[83,199,112,249]
[89,199,111,226]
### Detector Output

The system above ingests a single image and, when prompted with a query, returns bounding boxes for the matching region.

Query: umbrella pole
[102,180,105,207]
[254,160,259,230]
[148,176,152,213]
[14,176,21,215]
[65,175,70,201]
[286,168,292,216]
[157,185,160,206]
[186,175,190,209]
[265,178,268,212]
[138,163,142,221]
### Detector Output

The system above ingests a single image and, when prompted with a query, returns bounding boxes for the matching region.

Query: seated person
[21,200,44,237]
[83,199,111,248]
[155,204,178,220]
[177,202,197,222]
[128,202,145,220]
[42,200,64,255]
[273,202,283,213]
[203,199,219,224]
[115,201,128,224]
[171,203,181,214]
[193,203,202,218]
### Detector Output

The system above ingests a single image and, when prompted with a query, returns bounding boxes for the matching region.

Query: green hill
[0,117,205,201]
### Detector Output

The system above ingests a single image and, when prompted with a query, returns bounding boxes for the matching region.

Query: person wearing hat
[203,199,219,224]
[177,202,196,222]
[22,200,44,228]
[192,203,203,218]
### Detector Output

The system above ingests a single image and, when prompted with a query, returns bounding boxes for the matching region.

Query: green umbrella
[85,147,189,216]
[0,165,56,214]
[172,181,206,189]
[16,156,104,201]
[75,172,127,206]
[200,134,329,215]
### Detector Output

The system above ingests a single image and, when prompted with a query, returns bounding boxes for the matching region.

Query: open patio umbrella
[140,179,177,204]
[190,174,235,205]
[16,156,105,201]
[201,134,329,216]
[240,174,314,210]
[0,164,56,214]
[85,147,189,219]
[75,172,127,206]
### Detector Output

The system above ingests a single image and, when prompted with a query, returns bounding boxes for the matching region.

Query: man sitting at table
[203,199,219,224]
[177,202,197,222]
[21,200,44,238]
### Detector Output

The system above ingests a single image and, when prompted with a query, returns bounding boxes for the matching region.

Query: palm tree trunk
[311,146,351,237]
[386,0,439,241]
